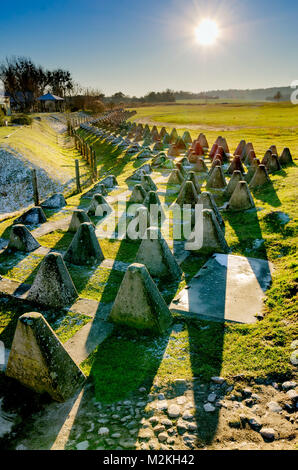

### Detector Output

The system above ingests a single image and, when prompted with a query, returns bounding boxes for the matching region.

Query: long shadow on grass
[250,180,281,208]
[224,208,272,292]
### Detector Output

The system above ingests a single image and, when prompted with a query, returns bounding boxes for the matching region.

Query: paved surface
[170,253,274,324]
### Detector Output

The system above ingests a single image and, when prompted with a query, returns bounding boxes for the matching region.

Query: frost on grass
[0,146,64,213]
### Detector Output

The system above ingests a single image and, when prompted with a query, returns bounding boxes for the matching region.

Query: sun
[195,19,219,46]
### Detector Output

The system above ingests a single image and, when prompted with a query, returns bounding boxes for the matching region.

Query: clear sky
[0,0,297,96]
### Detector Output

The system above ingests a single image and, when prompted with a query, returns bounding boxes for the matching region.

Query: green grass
[0,104,297,405]
[130,101,298,129]
[0,115,90,191]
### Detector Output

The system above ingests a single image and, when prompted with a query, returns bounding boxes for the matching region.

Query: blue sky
[0,0,297,96]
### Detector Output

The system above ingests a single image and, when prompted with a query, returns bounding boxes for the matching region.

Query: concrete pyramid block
[168,168,184,184]
[184,171,201,194]
[234,139,246,156]
[228,181,255,211]
[87,194,111,217]
[168,144,180,157]
[64,222,104,266]
[175,162,187,178]
[108,263,173,334]
[198,133,208,149]
[129,184,147,203]
[27,252,78,308]
[14,207,47,226]
[151,152,167,167]
[6,312,86,402]
[68,209,93,232]
[223,170,243,199]
[100,175,118,188]
[127,206,151,240]
[194,158,208,173]
[129,164,152,181]
[186,209,229,255]
[206,166,227,189]
[241,142,254,162]
[227,156,245,175]
[217,136,229,155]
[267,153,281,173]
[188,151,199,163]
[83,183,108,199]
[182,131,192,144]
[143,191,165,226]
[162,133,171,146]
[8,224,40,252]
[176,181,198,207]
[136,227,182,280]
[279,147,293,166]
[141,174,157,191]
[153,141,164,152]
[170,128,178,143]
[41,193,66,209]
[244,149,257,167]
[193,191,225,230]
[269,145,278,156]
[160,127,167,138]
[192,140,204,156]
[208,158,222,176]
[249,164,271,189]
[209,143,218,160]
[261,149,272,167]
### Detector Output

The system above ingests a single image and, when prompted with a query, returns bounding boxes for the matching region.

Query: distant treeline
[174,87,293,101]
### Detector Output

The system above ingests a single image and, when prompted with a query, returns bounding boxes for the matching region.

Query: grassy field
[0,114,90,189]
[0,103,297,407]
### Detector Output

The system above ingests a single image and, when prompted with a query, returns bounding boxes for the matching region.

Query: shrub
[11,114,33,125]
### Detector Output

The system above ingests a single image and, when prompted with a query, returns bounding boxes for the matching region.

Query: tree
[0,56,74,111]
[47,69,74,97]
[0,56,47,111]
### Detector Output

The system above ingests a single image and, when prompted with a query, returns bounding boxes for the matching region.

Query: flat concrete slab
[170,253,274,324]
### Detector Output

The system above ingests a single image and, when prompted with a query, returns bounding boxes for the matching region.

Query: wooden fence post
[31,169,39,206]
[75,160,82,193]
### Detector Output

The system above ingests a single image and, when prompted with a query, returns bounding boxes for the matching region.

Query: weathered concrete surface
[87,194,111,217]
[141,174,157,191]
[186,209,229,255]
[41,193,66,209]
[170,253,274,324]
[135,227,182,279]
[129,184,147,203]
[227,181,255,211]
[206,166,227,189]
[27,252,78,308]
[108,263,173,334]
[176,181,198,208]
[279,147,293,166]
[14,206,47,226]
[249,164,271,189]
[8,224,40,252]
[168,169,184,184]
[64,222,104,266]
[6,312,86,402]
[223,170,243,199]
[68,209,93,232]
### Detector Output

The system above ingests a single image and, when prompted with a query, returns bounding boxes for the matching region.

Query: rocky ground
[1,374,297,450]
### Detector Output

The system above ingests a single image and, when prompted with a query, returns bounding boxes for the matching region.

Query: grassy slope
[0,104,297,405]
[0,115,89,189]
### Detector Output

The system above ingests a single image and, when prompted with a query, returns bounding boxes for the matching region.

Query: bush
[11,114,33,125]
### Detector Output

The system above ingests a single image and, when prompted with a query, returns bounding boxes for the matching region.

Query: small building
[37,93,64,112]
[0,95,11,115]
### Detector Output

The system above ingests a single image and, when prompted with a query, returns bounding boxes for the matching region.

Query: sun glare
[195,19,219,46]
